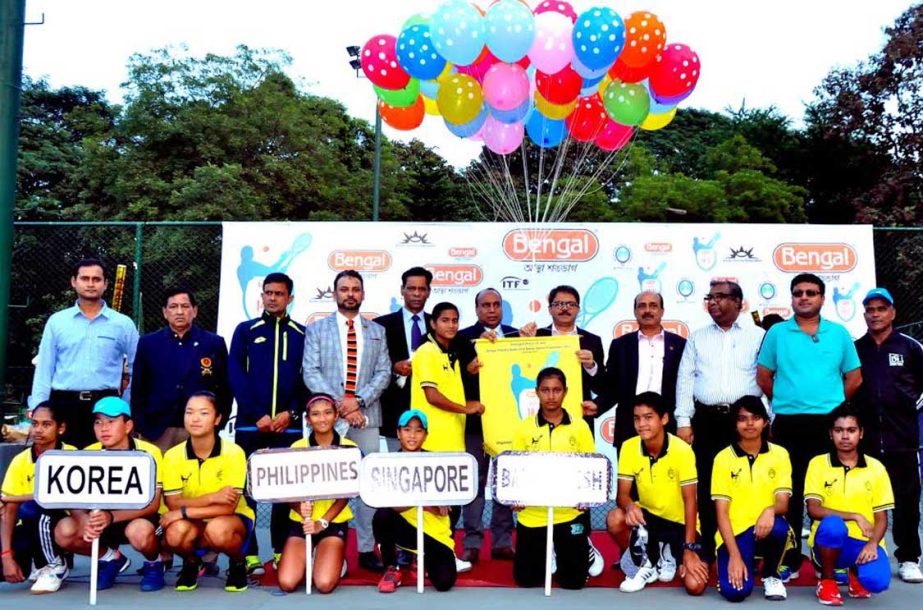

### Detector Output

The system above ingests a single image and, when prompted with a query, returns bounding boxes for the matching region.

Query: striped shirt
[675,320,765,427]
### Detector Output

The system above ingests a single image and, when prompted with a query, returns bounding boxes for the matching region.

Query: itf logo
[637,263,666,293]
[676,278,696,303]
[693,233,721,271]
[236,233,312,318]
[832,283,860,322]
[759,281,777,301]
[613,245,633,266]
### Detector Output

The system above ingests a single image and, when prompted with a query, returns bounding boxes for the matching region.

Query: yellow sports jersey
[1,443,76,498]
[711,442,792,548]
[288,434,356,524]
[512,410,596,528]
[162,437,254,521]
[804,452,894,549]
[399,505,455,551]
[85,437,165,513]
[617,433,698,528]
[411,339,467,453]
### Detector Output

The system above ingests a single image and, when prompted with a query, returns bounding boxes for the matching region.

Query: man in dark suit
[454,288,520,564]
[601,291,686,450]
[373,267,433,452]
[131,287,230,453]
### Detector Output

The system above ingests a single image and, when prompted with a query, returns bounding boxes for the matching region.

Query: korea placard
[35,450,156,510]
[247,446,362,503]
[490,452,612,507]
[359,452,478,508]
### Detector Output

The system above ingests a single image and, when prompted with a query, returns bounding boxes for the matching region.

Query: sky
[20,0,913,167]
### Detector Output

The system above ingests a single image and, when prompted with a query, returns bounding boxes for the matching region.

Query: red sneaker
[378,566,402,593]
[847,571,871,599]
[817,579,844,606]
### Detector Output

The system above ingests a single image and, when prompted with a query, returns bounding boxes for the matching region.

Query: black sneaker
[175,559,200,592]
[225,559,248,592]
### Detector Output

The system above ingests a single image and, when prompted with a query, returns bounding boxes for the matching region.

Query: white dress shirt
[336,311,364,382]
[551,325,598,377]
[675,319,765,428]
[636,329,665,395]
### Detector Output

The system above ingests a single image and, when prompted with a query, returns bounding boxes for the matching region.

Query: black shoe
[358,551,385,572]
[396,549,413,568]
[224,559,248,592]
[175,560,200,591]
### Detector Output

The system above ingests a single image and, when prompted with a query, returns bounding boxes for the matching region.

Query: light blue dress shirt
[402,307,425,355]
[29,300,139,407]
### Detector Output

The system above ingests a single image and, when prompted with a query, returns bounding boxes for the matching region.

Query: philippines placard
[359,452,478,508]
[490,451,612,507]
[34,450,157,510]
[247,445,362,503]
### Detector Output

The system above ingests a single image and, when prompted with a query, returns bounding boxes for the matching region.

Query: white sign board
[247,446,362,503]
[359,452,478,508]
[35,450,156,510]
[491,452,612,507]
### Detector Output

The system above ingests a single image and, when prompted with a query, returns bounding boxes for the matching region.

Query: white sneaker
[899,561,923,583]
[656,542,676,582]
[27,564,40,582]
[550,550,557,574]
[455,557,472,573]
[587,541,604,578]
[340,558,348,578]
[619,561,658,593]
[31,562,68,595]
[763,576,787,600]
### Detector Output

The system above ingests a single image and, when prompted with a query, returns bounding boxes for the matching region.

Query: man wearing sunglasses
[757,272,862,579]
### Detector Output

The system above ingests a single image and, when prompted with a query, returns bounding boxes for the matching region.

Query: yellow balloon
[437,74,484,125]
[640,107,677,131]
[436,62,455,81]
[423,95,441,116]
[534,91,577,121]
[597,75,612,97]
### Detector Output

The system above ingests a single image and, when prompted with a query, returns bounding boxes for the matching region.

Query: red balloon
[379,96,425,131]
[457,50,499,85]
[595,119,634,151]
[361,35,411,90]
[608,58,652,84]
[649,44,701,101]
[536,65,583,105]
[533,0,578,23]
[565,95,608,142]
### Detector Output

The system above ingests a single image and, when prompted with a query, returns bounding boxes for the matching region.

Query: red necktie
[345,319,357,396]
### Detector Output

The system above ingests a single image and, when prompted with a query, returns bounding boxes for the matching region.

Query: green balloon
[402,13,430,29]
[602,79,651,127]
[374,79,421,108]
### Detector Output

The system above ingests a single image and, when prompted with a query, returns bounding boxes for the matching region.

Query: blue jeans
[812,516,890,593]
[717,517,791,602]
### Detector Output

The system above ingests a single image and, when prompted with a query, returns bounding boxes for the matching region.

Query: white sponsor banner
[35,450,156,510]
[490,452,612,507]
[247,446,361,503]
[359,452,477,508]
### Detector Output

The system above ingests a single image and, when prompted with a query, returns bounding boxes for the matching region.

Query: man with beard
[303,270,392,572]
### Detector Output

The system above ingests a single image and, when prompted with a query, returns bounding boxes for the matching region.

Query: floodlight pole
[0,0,26,399]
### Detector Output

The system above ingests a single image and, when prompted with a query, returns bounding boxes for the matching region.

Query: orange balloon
[379,96,425,131]
[620,12,667,69]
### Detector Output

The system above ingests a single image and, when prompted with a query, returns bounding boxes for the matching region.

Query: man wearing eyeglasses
[675,280,765,562]
[757,272,862,578]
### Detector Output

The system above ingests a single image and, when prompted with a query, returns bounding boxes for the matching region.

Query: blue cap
[862,287,894,306]
[93,396,131,418]
[398,409,428,430]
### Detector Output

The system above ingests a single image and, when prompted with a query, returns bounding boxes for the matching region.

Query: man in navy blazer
[131,287,231,452]
[373,267,433,451]
[601,291,687,450]
[303,270,392,571]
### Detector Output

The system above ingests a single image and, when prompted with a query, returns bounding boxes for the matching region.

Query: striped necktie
[345,318,358,396]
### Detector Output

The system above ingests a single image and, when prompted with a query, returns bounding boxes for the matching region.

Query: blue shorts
[812,516,890,593]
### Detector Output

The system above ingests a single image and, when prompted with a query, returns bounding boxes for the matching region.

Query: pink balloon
[483,63,531,111]
[533,0,578,23]
[482,115,525,154]
[595,119,634,151]
[456,50,499,85]
[361,35,411,90]
[528,12,574,75]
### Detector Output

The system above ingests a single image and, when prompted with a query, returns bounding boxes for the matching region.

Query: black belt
[695,401,732,415]
[50,389,119,402]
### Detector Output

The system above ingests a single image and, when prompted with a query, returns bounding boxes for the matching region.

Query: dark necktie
[345,319,357,396]
[410,314,423,351]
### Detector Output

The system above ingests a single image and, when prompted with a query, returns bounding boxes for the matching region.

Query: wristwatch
[356,396,367,411]
[318,518,329,530]
[683,542,702,552]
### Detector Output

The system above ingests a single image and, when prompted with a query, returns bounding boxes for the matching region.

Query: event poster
[476,335,583,456]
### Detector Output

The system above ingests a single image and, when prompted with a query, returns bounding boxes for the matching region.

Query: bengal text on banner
[247,446,362,503]
[359,452,478,508]
[490,452,612,507]
[35,450,157,510]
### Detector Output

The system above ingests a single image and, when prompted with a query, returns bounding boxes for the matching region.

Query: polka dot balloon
[565,94,609,142]
[648,44,700,103]
[485,0,536,64]
[620,12,666,69]
[361,34,411,90]
[396,24,448,81]
[430,0,487,66]
[572,7,626,71]
[602,78,651,126]
[533,0,578,24]
[436,73,485,125]
[528,11,575,75]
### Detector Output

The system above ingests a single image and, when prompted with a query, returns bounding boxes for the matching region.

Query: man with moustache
[303,270,392,571]
[758,273,862,578]
[675,280,765,562]
[602,291,686,450]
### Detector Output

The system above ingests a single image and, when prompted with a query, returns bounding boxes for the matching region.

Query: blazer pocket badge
[200,357,214,376]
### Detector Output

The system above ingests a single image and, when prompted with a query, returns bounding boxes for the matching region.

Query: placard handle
[89,521,100,606]
[305,533,313,595]
[417,505,425,593]
[544,505,553,597]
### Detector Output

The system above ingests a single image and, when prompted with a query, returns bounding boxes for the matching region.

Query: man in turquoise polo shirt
[757,272,862,578]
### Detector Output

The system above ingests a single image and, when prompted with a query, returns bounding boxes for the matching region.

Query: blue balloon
[572,7,626,71]
[430,0,486,66]
[485,0,535,63]
[489,99,531,124]
[572,55,610,80]
[446,106,488,138]
[396,24,448,81]
[526,112,567,148]
[419,78,440,99]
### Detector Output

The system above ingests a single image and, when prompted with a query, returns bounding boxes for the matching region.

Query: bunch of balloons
[361,0,700,155]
